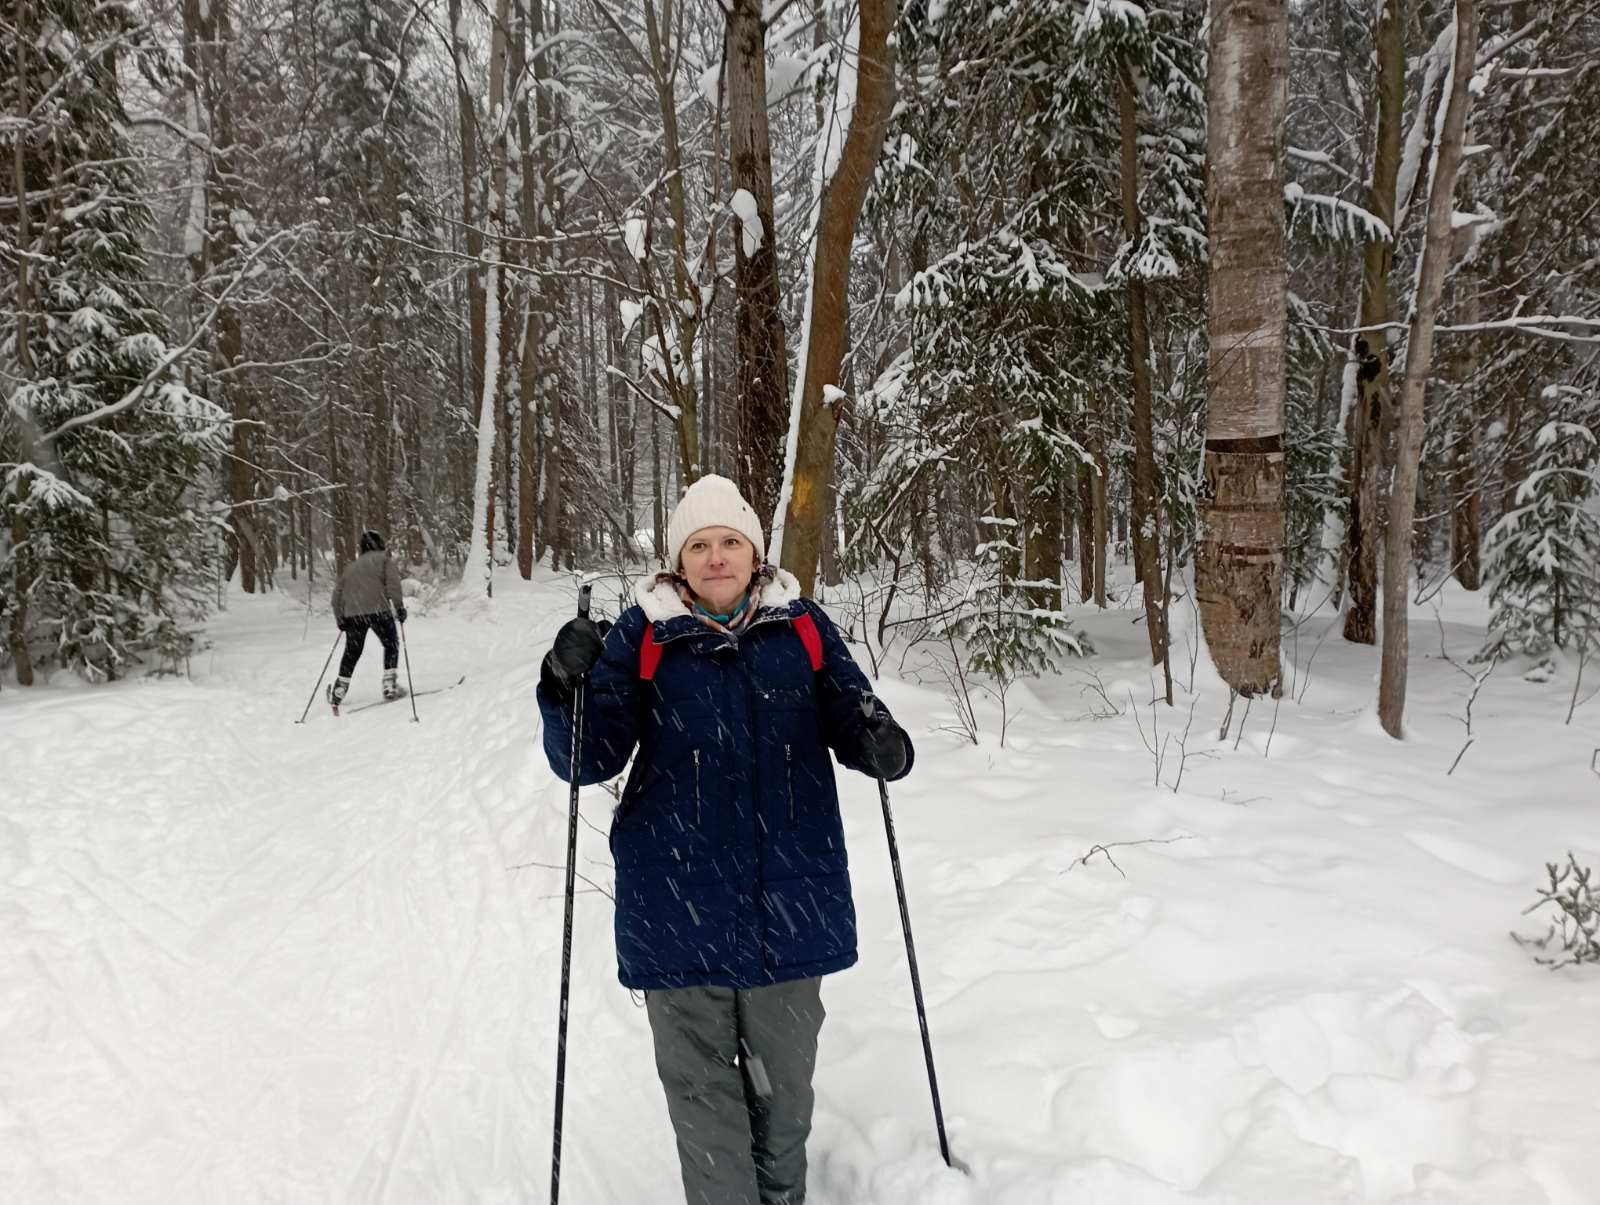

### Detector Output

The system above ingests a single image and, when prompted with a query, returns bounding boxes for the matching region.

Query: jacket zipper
[785,744,795,825]
[693,748,702,826]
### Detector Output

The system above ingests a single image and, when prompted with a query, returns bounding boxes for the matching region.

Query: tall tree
[1341,0,1404,644]
[726,0,789,530]
[462,0,513,595]
[773,0,898,592]
[1198,0,1289,698]
[449,0,487,419]
[515,0,551,579]
[2,0,226,679]
[5,0,38,684]
[1378,0,1479,737]
[641,0,705,486]
[1119,57,1170,696]
[182,0,257,591]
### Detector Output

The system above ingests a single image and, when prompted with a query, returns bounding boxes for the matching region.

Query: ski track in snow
[3,571,1600,1203]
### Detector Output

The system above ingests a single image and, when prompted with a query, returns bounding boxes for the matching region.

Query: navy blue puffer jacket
[537,570,913,991]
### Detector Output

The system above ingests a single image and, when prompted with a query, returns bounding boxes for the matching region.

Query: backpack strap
[793,611,824,672]
[639,624,665,681]
[638,609,824,680]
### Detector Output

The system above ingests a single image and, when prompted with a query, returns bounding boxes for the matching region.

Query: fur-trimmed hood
[633,567,803,623]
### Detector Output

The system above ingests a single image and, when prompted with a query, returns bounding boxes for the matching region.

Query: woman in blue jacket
[537,474,913,1205]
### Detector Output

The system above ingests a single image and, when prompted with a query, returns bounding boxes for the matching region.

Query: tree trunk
[773,0,896,591]
[541,359,564,571]
[1076,459,1095,604]
[327,392,351,567]
[1198,0,1288,697]
[642,0,704,484]
[651,405,665,562]
[1342,0,1405,644]
[515,26,541,584]
[1092,442,1109,610]
[607,282,637,534]
[184,0,256,592]
[369,304,393,537]
[1449,267,1482,590]
[462,0,511,596]
[1120,60,1170,691]
[1063,475,1076,564]
[726,0,790,532]
[497,267,515,558]
[1024,477,1063,613]
[1379,0,1478,738]
[8,0,36,684]
[512,0,537,572]
[1450,434,1482,589]
[449,0,486,412]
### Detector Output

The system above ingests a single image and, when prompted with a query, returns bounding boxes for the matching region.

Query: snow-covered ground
[3,566,1598,1204]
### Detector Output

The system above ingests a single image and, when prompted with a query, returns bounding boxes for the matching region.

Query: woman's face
[680,526,757,614]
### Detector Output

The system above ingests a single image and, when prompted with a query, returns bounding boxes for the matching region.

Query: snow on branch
[1284,183,1392,245]
[1287,145,1360,185]
[2,462,94,512]
[896,229,1107,311]
[43,228,295,442]
[1107,217,1202,283]
[1308,314,1600,344]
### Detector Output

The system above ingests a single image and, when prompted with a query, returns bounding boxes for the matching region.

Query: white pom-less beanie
[666,474,766,570]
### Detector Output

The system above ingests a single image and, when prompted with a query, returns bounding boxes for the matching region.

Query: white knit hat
[666,474,766,569]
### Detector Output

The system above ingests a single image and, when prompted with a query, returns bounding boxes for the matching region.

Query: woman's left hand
[855,695,910,780]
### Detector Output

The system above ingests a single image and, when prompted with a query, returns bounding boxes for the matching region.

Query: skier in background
[329,530,406,709]
[537,474,914,1205]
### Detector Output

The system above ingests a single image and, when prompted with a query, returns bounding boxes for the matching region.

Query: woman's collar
[634,566,802,623]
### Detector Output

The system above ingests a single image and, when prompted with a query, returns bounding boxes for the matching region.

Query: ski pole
[295,631,343,724]
[550,583,592,1205]
[865,697,955,1170]
[393,602,419,723]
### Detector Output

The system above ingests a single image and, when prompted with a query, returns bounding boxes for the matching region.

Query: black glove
[542,616,612,695]
[336,616,348,633]
[395,605,408,624]
[855,694,910,780]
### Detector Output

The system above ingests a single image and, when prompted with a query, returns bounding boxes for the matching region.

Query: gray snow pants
[644,977,825,1205]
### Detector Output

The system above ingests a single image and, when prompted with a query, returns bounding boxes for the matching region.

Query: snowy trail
[4,570,1600,1203]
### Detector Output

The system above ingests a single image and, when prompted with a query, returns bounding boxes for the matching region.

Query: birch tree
[462,0,513,596]
[1198,0,1289,698]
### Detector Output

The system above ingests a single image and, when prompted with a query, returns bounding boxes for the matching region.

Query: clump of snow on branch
[729,190,763,258]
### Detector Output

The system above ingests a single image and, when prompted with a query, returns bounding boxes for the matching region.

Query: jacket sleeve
[537,606,645,785]
[805,599,915,782]
[385,556,404,607]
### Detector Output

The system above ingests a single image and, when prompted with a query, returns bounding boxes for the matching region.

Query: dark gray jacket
[332,550,403,619]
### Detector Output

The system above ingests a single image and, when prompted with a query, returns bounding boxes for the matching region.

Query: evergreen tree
[863,0,1204,679]
[3,1,226,681]
[308,0,436,546]
[1483,417,1600,658]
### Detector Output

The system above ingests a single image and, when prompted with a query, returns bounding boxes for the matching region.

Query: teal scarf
[693,593,749,626]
